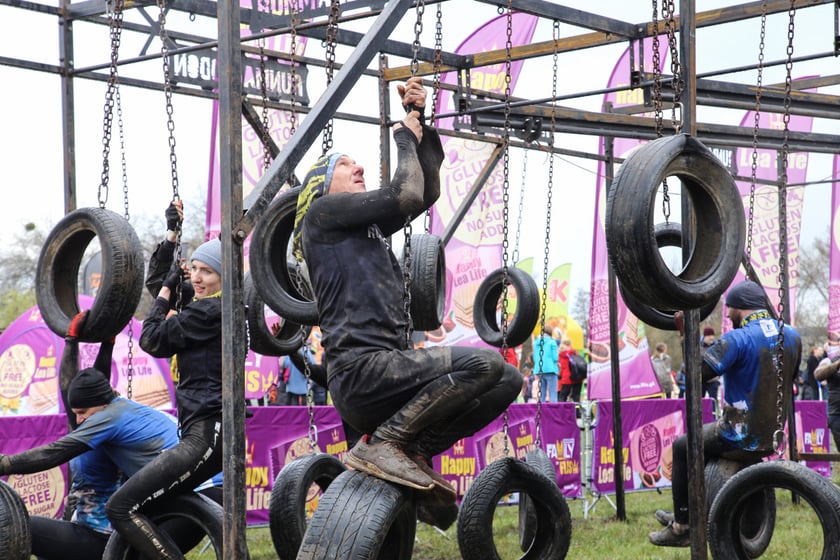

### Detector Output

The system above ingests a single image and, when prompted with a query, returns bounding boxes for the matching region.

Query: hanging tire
[605,134,745,311]
[518,448,558,553]
[458,457,571,560]
[709,460,840,560]
[297,470,416,560]
[269,453,346,560]
[401,233,446,332]
[705,458,775,559]
[36,207,144,342]
[249,187,319,326]
[0,480,31,560]
[102,492,230,559]
[618,222,718,330]
[245,271,310,356]
[473,267,540,348]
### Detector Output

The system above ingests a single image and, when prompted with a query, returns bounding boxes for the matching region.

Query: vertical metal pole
[59,0,76,213]
[679,2,707,558]
[379,54,392,188]
[604,133,626,522]
[218,3,247,559]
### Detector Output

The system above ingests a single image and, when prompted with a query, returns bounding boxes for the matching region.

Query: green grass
[235,480,832,559]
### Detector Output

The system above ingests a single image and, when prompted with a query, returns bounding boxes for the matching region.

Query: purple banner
[427,13,538,348]
[591,399,828,495]
[828,155,840,341]
[587,38,666,400]
[0,296,175,416]
[0,415,69,520]
[722,81,816,332]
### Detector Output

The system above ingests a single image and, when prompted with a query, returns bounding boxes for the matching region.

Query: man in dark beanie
[650,280,802,547]
[2,311,184,560]
[67,367,117,410]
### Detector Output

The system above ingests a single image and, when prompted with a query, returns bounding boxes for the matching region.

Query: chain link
[510,149,527,266]
[650,0,664,138]
[410,0,425,78]
[115,87,130,221]
[288,0,300,141]
[430,2,443,125]
[499,0,514,457]
[98,0,125,209]
[664,0,683,134]
[747,1,768,260]
[321,0,341,155]
[258,0,273,173]
[773,0,796,450]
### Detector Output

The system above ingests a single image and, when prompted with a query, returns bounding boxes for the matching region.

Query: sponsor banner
[588,38,665,400]
[0,296,175,417]
[591,399,828,495]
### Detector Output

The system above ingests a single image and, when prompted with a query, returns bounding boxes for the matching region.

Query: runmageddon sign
[169,48,310,105]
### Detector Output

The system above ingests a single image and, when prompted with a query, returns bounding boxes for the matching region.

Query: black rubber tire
[618,222,718,330]
[102,492,229,560]
[0,480,31,560]
[606,134,745,311]
[296,470,416,560]
[458,456,571,560]
[245,271,310,356]
[709,460,840,560]
[473,267,540,348]
[403,233,446,332]
[36,207,145,342]
[269,453,347,560]
[249,187,319,325]
[518,449,558,553]
[705,458,775,559]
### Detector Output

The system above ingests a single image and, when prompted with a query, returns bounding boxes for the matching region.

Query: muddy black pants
[105,416,223,560]
[330,346,521,459]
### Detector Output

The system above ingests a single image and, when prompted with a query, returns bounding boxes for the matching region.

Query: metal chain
[288,0,300,139]
[510,149,527,266]
[301,338,319,452]
[258,0,272,173]
[500,0,513,457]
[747,0,768,260]
[400,0,427,345]
[116,87,129,221]
[98,0,125,209]
[321,0,341,155]
[410,0,425,78]
[534,21,560,449]
[664,0,683,134]
[430,2,443,125]
[773,0,796,454]
[650,0,664,138]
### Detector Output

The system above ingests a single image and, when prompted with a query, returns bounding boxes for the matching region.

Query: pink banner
[722,81,816,331]
[427,13,538,347]
[827,155,840,341]
[590,399,828,495]
[587,38,665,400]
[0,296,175,416]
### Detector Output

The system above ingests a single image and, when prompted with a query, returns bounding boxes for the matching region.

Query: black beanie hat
[68,368,116,409]
[724,280,767,310]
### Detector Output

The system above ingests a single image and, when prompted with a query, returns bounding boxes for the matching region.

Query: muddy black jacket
[140,295,223,430]
[301,125,444,381]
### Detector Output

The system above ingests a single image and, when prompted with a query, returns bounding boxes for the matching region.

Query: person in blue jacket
[649,281,802,547]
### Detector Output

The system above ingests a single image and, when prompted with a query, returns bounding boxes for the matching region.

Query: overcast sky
[1,1,837,298]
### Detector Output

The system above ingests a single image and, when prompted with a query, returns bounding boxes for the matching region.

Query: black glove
[162,263,186,292]
[165,204,181,232]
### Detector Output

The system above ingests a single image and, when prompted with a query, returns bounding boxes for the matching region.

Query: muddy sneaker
[345,436,434,491]
[649,522,690,547]
[409,454,457,506]
[655,509,674,526]
[417,502,459,531]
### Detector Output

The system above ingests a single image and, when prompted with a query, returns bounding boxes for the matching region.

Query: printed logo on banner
[562,438,575,460]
